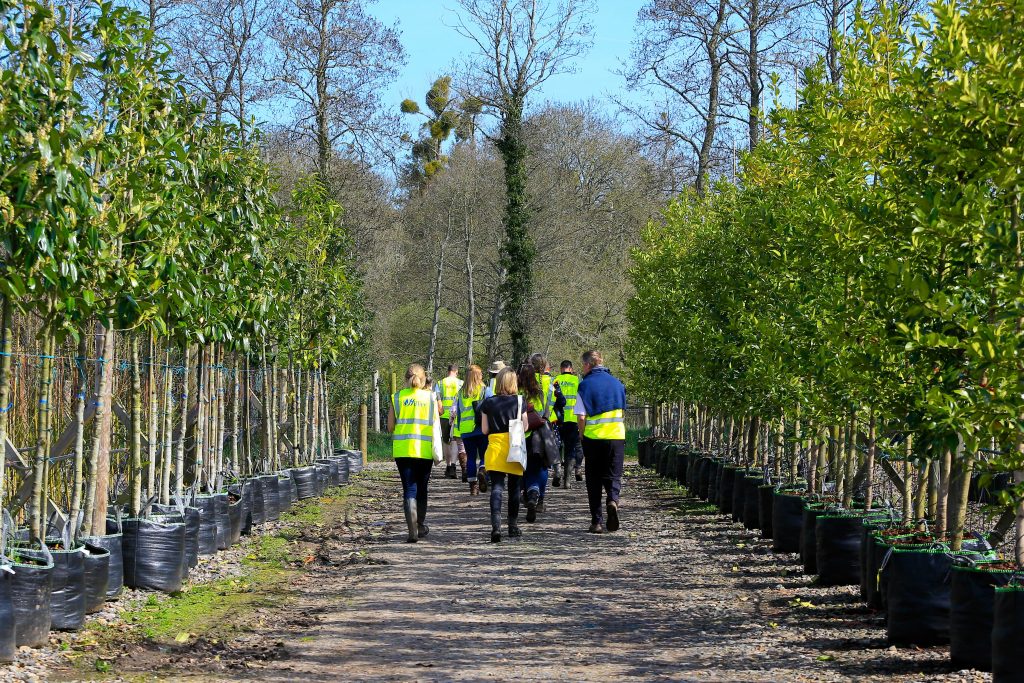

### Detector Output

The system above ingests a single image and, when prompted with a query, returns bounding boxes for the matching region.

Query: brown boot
[478,468,488,493]
[469,481,479,496]
[458,452,468,482]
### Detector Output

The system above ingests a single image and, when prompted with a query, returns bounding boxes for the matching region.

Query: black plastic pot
[227,493,243,545]
[336,457,351,486]
[9,549,54,647]
[121,518,186,594]
[708,460,723,506]
[742,476,763,530]
[46,543,86,631]
[347,450,363,475]
[250,477,267,525]
[315,464,331,496]
[815,514,863,587]
[993,585,1024,683]
[214,493,231,550]
[730,470,750,523]
[0,568,15,662]
[235,481,254,536]
[950,563,1015,672]
[194,495,219,556]
[638,439,650,467]
[94,528,125,600]
[293,466,317,499]
[800,504,828,575]
[260,474,281,522]
[771,491,805,553]
[719,466,738,515]
[860,518,893,601]
[697,457,713,500]
[317,459,341,488]
[81,543,110,614]
[886,548,993,646]
[757,485,774,538]
[676,450,690,486]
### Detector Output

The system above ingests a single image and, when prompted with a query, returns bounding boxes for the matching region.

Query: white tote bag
[506,396,527,468]
[431,393,444,463]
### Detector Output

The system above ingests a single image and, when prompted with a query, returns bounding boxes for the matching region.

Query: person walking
[575,350,627,534]
[480,367,528,542]
[527,354,565,507]
[485,360,505,396]
[555,360,584,487]
[387,364,439,543]
[436,365,464,480]
[452,365,488,495]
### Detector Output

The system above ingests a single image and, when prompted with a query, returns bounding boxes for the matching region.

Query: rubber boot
[490,512,502,543]
[417,500,429,538]
[552,462,562,488]
[403,499,418,543]
[459,452,468,483]
[526,489,539,523]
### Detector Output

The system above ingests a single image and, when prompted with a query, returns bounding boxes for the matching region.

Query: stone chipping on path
[146,461,989,683]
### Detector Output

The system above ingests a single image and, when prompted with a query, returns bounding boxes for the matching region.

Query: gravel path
[153,461,988,683]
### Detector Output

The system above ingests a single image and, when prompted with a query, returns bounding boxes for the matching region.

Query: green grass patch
[625,427,651,458]
[366,430,391,461]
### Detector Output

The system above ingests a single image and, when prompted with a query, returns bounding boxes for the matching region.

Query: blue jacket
[577,367,626,417]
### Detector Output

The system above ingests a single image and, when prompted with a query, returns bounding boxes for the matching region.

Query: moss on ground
[95,483,362,649]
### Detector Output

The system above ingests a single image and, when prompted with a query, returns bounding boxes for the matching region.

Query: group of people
[386,350,627,543]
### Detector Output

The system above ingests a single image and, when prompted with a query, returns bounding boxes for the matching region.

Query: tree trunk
[146,333,158,500]
[695,0,729,197]
[175,345,192,498]
[86,325,115,537]
[947,438,973,550]
[242,353,252,474]
[230,353,240,473]
[902,435,914,523]
[746,0,761,150]
[842,412,857,508]
[934,447,952,537]
[864,408,876,509]
[195,345,208,489]
[29,334,56,541]
[160,346,173,504]
[914,458,930,527]
[0,298,11,509]
[129,336,143,516]
[464,209,476,368]
[69,333,88,533]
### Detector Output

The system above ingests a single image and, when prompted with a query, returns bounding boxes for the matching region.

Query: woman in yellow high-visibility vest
[479,367,528,543]
[387,364,438,543]
[451,365,488,496]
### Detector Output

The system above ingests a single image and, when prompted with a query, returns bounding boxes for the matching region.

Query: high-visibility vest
[392,388,435,459]
[538,373,557,423]
[451,385,483,438]
[583,408,626,440]
[437,376,462,418]
[556,373,579,420]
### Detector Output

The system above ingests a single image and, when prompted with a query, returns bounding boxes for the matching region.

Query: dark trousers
[582,437,625,524]
[463,433,488,481]
[396,457,432,521]
[489,472,522,526]
[559,422,584,472]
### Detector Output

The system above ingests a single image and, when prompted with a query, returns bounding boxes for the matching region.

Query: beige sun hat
[488,360,506,375]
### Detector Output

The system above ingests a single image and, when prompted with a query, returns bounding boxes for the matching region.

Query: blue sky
[376,0,645,118]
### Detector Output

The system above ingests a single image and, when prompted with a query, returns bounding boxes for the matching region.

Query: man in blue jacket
[574,349,627,533]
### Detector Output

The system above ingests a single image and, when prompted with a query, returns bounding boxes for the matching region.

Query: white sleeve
[574,400,587,417]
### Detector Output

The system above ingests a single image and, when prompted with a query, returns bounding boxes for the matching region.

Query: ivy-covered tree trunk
[496,101,535,365]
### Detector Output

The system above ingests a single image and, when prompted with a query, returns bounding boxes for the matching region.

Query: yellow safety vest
[437,376,462,418]
[583,408,626,440]
[392,388,435,459]
[451,386,483,438]
[537,374,557,422]
[556,373,579,420]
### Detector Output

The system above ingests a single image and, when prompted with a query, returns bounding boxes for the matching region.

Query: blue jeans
[524,448,549,501]
[463,434,488,481]
[489,472,521,524]
[395,457,432,517]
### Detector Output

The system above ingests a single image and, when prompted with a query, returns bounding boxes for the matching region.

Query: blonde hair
[463,364,483,397]
[405,364,426,389]
[495,366,518,396]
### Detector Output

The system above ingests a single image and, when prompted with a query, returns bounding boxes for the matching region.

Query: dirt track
[63,461,987,682]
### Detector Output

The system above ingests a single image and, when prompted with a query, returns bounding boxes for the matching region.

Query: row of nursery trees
[0,0,362,543]
[627,0,1024,558]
